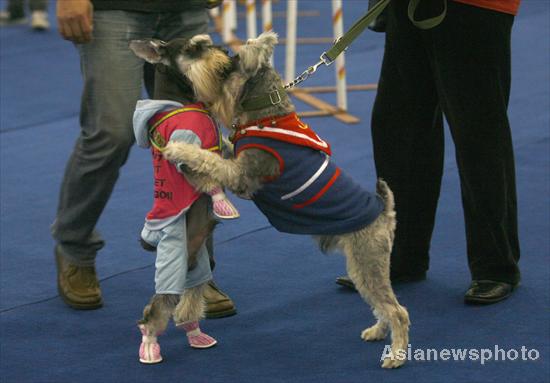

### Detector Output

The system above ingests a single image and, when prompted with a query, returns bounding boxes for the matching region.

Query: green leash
[323,0,391,65]
[408,0,447,30]
[241,0,446,112]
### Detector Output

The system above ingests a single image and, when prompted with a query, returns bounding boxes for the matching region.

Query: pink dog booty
[208,187,240,219]
[178,321,218,349]
[138,325,163,364]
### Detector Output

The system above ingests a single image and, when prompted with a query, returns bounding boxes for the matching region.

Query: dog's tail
[376,178,395,215]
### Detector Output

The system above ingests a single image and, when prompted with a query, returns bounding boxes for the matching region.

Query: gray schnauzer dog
[129,38,230,364]
[131,32,410,368]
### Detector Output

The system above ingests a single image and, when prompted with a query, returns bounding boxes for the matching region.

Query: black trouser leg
[7,0,24,18]
[371,1,444,274]
[429,3,520,284]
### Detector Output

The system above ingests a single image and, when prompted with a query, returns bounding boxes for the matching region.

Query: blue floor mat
[0,1,549,382]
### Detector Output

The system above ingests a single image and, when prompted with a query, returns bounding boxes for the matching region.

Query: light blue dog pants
[141,214,212,295]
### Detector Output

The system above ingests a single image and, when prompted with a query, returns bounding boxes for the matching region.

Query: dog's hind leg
[186,195,217,270]
[173,283,217,349]
[338,228,410,369]
[137,294,179,364]
[173,283,206,324]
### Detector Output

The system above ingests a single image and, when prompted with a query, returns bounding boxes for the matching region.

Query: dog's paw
[361,324,388,342]
[380,347,407,369]
[163,141,200,166]
[381,356,406,369]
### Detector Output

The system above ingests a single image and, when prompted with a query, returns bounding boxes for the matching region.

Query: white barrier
[261,0,273,32]
[332,0,347,110]
[221,0,237,44]
[262,0,274,65]
[284,0,298,84]
[246,0,257,40]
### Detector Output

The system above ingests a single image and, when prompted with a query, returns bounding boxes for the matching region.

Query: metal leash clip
[284,43,342,90]
[284,57,328,90]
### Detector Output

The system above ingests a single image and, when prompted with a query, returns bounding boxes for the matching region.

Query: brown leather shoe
[55,246,103,310]
[203,280,236,319]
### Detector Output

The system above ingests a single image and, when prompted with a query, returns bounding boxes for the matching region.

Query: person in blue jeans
[52,0,235,317]
[0,0,49,30]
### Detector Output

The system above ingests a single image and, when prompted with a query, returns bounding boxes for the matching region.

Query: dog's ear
[129,39,169,64]
[252,31,279,48]
[187,34,214,53]
[238,31,278,76]
[173,35,214,67]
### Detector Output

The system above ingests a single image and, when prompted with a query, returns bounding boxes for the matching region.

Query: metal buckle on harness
[269,90,282,105]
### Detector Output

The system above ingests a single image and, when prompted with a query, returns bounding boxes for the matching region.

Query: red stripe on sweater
[292,168,341,209]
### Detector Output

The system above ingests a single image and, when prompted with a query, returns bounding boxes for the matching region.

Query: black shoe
[335,275,356,290]
[464,280,517,305]
[336,271,426,291]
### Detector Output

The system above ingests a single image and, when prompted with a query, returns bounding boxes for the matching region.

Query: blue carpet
[1,1,549,382]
